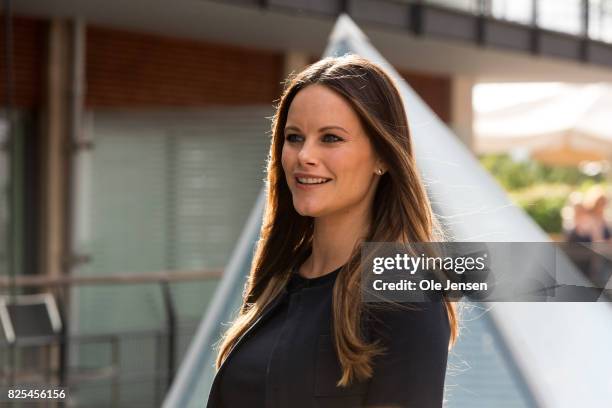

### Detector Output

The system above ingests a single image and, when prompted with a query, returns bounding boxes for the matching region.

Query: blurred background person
[564,187,612,288]
[567,186,611,243]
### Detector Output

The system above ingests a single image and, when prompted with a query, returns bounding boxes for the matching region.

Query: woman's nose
[297,140,318,166]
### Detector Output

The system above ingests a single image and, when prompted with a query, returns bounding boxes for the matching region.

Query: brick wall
[0,16,45,109]
[400,70,451,123]
[86,26,284,107]
[0,17,450,118]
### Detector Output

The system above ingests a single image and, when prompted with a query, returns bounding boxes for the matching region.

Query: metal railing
[0,324,202,407]
[419,0,612,40]
[0,269,222,407]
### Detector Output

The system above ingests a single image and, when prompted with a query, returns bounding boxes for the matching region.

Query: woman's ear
[374,159,387,176]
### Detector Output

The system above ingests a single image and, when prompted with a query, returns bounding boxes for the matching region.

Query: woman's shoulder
[363,300,450,345]
[360,302,451,408]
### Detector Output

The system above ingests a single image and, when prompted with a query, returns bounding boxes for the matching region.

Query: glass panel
[445,304,533,407]
[589,0,612,42]
[426,0,481,14]
[537,0,584,35]
[491,0,534,25]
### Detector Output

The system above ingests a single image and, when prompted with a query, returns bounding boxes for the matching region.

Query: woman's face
[281,84,383,219]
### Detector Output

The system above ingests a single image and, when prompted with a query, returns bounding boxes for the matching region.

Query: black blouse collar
[286,265,343,293]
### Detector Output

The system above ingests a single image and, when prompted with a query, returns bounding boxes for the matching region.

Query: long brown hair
[215,55,458,385]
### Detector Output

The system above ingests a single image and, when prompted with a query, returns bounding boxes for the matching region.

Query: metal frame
[210,0,612,67]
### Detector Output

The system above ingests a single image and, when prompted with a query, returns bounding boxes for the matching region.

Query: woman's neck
[300,207,371,279]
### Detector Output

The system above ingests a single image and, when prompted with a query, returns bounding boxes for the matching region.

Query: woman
[206,55,458,407]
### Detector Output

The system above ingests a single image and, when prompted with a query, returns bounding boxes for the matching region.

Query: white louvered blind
[74,107,272,338]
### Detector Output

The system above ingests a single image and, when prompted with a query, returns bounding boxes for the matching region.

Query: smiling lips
[294,174,332,188]
[297,177,330,185]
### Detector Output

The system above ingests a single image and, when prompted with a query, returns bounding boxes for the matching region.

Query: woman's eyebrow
[284,125,348,133]
[319,125,348,133]
[284,125,301,133]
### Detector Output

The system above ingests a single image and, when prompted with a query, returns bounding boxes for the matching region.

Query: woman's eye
[322,134,342,143]
[284,133,342,143]
[285,133,303,143]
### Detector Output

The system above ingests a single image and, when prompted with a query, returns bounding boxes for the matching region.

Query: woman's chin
[295,208,319,217]
[294,203,324,218]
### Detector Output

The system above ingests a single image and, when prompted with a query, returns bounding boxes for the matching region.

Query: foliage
[510,185,572,233]
[479,154,606,233]
[479,153,603,191]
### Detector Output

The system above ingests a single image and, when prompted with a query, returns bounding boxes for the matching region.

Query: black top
[219,266,342,407]
[209,264,450,408]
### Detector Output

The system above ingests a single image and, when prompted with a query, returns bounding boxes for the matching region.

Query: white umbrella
[474,83,612,165]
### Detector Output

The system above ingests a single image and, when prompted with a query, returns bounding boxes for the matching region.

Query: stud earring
[376,168,384,175]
